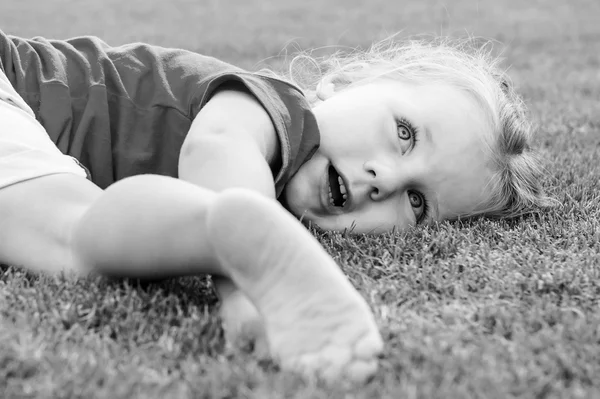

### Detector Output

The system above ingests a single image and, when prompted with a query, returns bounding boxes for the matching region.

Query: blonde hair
[276,37,552,220]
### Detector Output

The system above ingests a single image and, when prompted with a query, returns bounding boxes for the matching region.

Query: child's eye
[397,122,412,141]
[408,190,428,223]
[408,191,422,207]
[396,118,419,153]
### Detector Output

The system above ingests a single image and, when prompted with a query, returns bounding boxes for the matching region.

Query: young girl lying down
[0,30,548,382]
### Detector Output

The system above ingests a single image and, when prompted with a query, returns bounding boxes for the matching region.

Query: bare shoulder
[185,88,280,165]
[179,88,280,197]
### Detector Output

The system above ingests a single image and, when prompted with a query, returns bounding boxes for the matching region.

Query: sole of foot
[206,189,383,383]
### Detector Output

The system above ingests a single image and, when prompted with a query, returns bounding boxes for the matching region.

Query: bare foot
[206,189,383,383]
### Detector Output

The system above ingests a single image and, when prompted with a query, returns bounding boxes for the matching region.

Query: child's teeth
[338,176,347,195]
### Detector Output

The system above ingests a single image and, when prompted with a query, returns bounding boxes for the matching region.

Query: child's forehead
[374,78,493,118]
[420,89,493,142]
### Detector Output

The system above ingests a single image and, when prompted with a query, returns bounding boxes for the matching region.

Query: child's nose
[363,160,402,202]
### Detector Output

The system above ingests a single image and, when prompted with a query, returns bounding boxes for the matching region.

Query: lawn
[1,0,600,397]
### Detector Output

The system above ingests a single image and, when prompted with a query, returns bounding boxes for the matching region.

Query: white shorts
[0,69,87,190]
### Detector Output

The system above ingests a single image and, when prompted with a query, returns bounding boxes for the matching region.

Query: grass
[1,0,600,397]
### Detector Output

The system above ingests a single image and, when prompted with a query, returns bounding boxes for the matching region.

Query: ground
[1,0,600,397]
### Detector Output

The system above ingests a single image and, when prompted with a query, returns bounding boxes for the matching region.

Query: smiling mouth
[328,164,348,207]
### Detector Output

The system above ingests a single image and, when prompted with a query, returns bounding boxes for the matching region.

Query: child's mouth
[328,164,348,208]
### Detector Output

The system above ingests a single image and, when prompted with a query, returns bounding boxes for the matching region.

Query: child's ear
[316,74,351,101]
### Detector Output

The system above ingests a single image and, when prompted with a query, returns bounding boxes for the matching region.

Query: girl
[0,30,548,382]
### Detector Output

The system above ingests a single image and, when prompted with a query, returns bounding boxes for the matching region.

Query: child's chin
[281,183,312,218]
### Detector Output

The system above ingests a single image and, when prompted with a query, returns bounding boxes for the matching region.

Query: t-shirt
[0,30,320,198]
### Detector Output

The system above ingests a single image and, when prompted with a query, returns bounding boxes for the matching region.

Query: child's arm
[178,87,283,351]
[178,88,280,197]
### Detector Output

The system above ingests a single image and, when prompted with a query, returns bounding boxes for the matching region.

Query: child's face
[283,79,495,234]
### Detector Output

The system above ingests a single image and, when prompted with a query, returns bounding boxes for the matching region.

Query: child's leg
[77,178,384,381]
[72,174,222,277]
[2,173,382,381]
[0,173,220,277]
